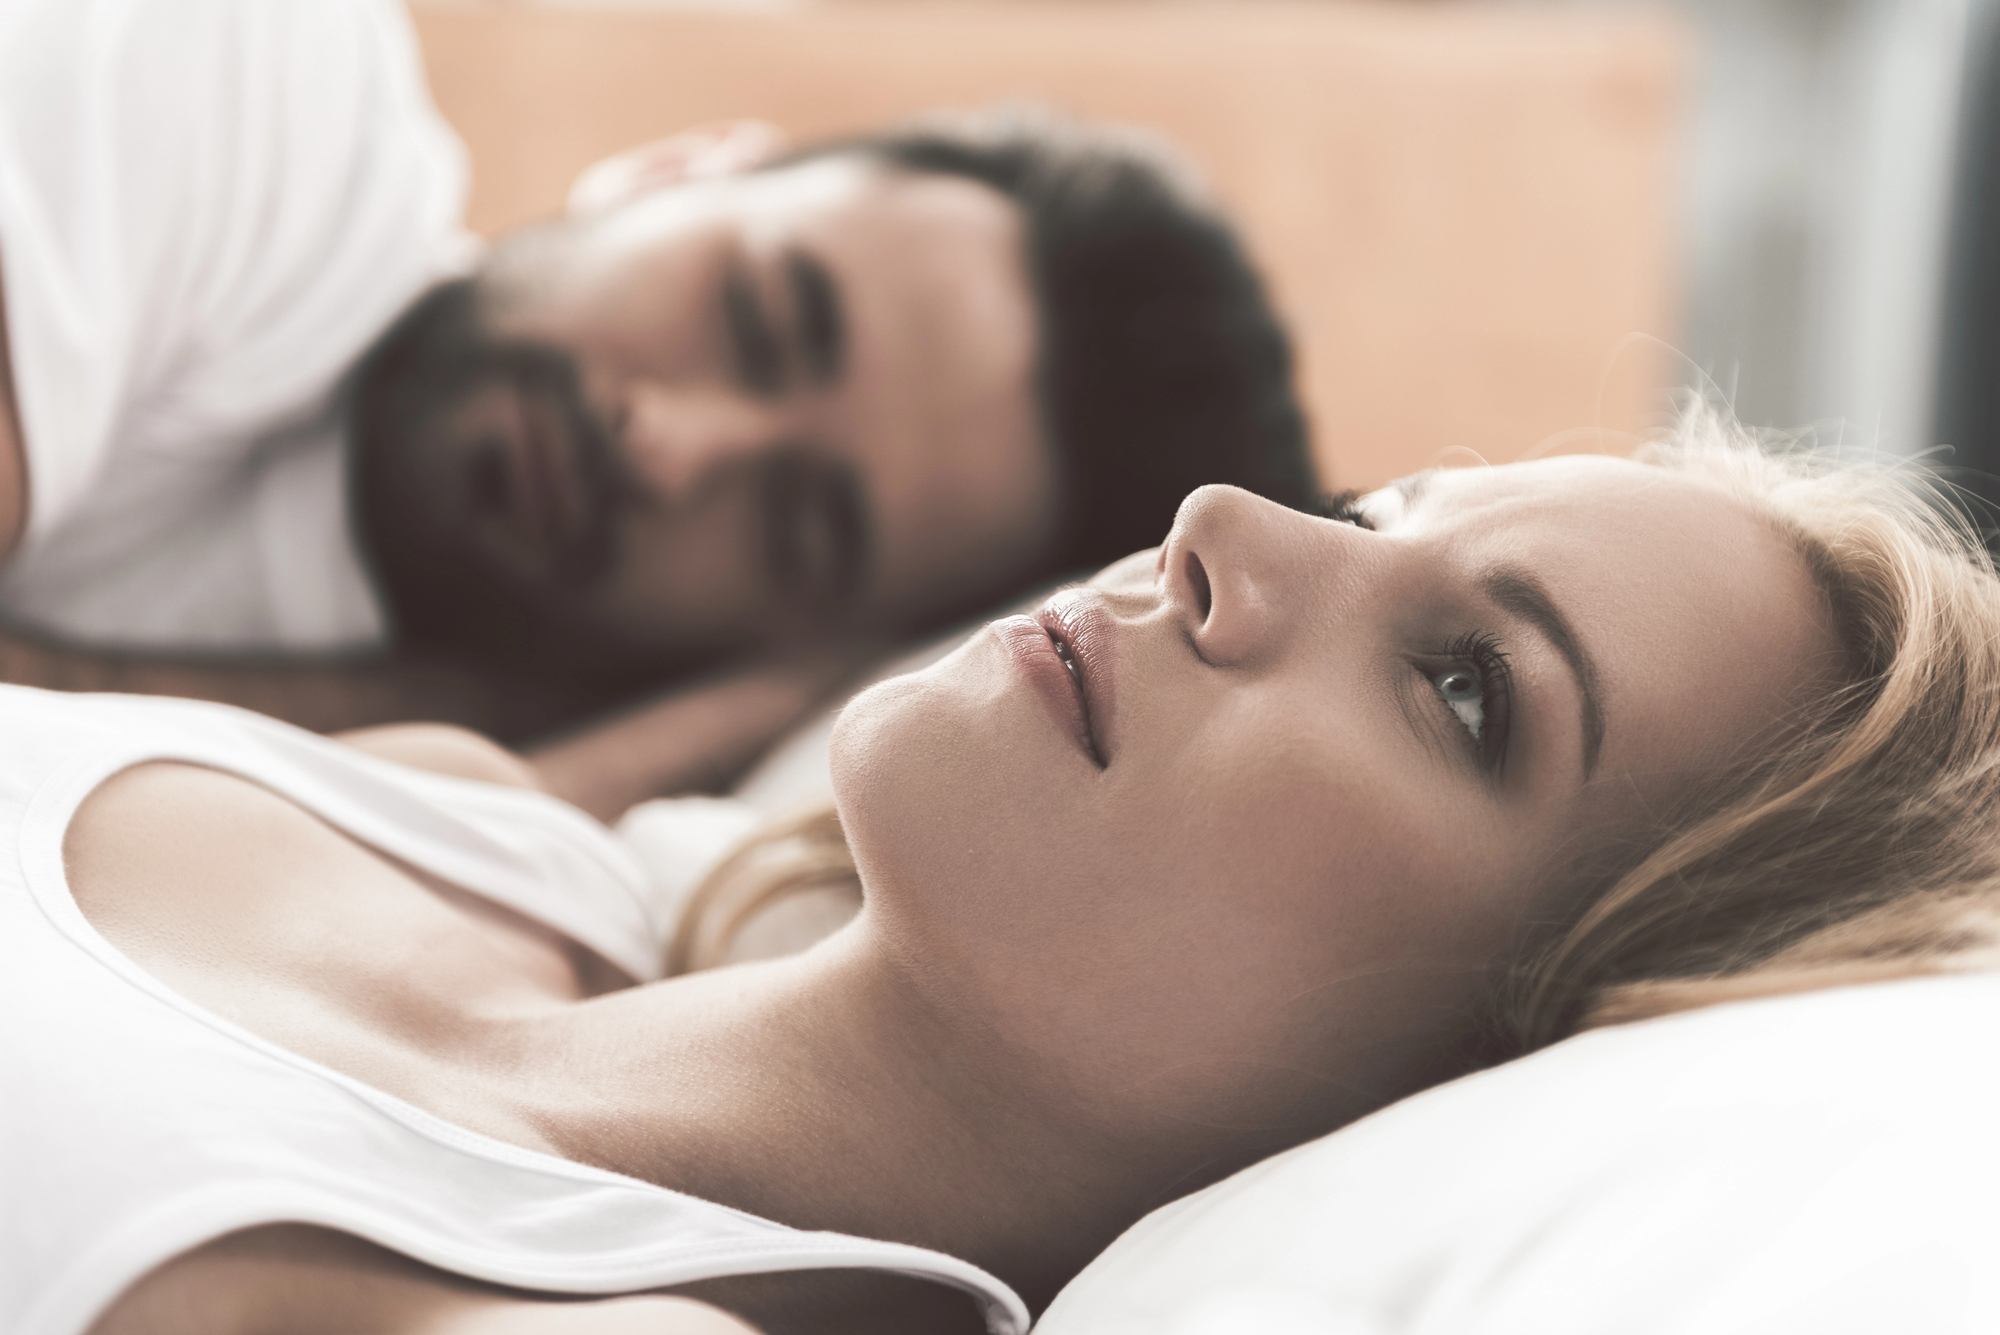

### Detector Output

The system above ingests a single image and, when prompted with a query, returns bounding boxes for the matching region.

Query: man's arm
[0,263,31,559]
[0,626,867,817]
[0,618,584,738]
[0,290,589,739]
[8,263,502,737]
[530,651,870,822]
[9,243,846,797]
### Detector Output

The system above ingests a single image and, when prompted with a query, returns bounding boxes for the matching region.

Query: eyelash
[1317,489,1376,530]
[1314,488,1513,772]
[1439,631,1513,772]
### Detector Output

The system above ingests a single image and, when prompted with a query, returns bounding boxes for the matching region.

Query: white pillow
[615,794,762,936]
[615,796,859,966]
[1037,973,2000,1335]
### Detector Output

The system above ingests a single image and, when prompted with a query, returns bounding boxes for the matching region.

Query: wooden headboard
[412,1,1687,489]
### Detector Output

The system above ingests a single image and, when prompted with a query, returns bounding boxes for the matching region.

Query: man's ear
[566,120,789,216]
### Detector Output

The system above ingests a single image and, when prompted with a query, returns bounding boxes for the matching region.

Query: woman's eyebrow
[1485,567,1606,778]
[1391,470,1436,513]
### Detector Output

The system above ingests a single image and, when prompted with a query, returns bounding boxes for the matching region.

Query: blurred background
[406,0,1991,490]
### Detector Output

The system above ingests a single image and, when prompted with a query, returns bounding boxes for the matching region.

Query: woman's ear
[566,120,789,216]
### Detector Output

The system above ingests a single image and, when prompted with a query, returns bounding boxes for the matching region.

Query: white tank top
[0,687,1027,1335]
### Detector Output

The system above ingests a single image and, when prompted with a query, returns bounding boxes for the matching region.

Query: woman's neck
[520,921,1166,1310]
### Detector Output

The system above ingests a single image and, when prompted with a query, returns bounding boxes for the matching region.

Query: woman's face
[831,456,1842,1135]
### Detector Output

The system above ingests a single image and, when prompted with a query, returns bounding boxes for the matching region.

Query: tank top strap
[0,687,1028,1335]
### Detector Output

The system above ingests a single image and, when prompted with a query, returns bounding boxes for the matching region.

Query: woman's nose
[1161,484,1314,667]
[615,380,788,506]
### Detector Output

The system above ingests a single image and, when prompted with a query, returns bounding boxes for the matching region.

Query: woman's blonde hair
[667,805,858,976]
[679,403,2000,1062]
[1504,401,2000,1047]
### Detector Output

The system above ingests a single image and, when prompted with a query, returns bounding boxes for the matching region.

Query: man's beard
[343,279,684,693]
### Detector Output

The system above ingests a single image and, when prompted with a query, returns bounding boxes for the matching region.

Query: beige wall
[413,1,1687,489]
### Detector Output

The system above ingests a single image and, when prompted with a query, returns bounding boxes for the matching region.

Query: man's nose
[614,380,788,505]
[1161,484,1329,667]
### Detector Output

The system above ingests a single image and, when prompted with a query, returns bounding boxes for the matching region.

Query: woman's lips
[992,587,1117,768]
[992,612,1106,768]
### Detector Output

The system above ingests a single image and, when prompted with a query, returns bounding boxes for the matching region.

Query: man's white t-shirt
[0,0,475,651]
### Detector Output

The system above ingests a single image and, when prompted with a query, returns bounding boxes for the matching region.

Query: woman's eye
[1426,633,1512,774]
[1316,489,1375,530]
[1432,665,1485,740]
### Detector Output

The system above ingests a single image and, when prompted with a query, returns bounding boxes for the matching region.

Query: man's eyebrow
[1484,567,1606,779]
[787,249,845,386]
[723,266,784,397]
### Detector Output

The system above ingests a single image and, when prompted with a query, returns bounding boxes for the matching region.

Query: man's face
[358,153,1056,666]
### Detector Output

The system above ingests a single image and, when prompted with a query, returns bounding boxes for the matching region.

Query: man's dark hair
[798,107,1320,576]
[348,108,1319,692]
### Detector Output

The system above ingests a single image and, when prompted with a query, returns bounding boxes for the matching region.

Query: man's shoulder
[0,263,24,560]
[0,0,464,650]
[0,0,468,546]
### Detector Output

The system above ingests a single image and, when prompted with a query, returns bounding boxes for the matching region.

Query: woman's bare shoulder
[334,722,551,795]
[89,1224,760,1335]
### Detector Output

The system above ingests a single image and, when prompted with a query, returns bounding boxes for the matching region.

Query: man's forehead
[586,154,881,243]
[730,154,1018,239]
[733,154,887,216]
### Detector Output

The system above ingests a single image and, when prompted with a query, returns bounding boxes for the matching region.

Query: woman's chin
[830,671,934,796]
[830,649,980,826]
[827,630,1045,938]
